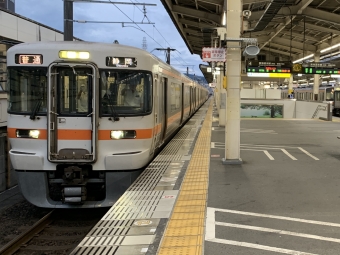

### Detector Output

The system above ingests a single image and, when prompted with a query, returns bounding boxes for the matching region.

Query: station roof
[160,0,340,65]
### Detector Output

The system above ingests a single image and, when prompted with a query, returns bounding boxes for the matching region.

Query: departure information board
[246,60,292,73]
[247,66,291,73]
[303,67,340,75]
[293,62,340,74]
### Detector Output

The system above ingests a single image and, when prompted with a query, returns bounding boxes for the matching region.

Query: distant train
[7,41,208,208]
[280,85,334,102]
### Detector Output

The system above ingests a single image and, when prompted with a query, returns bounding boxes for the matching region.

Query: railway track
[0,208,108,255]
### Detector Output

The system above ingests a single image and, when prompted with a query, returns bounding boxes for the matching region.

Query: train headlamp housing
[110,130,136,139]
[16,129,40,139]
[59,51,90,60]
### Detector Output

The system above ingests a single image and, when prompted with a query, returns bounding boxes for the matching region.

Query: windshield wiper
[30,99,42,120]
[106,93,120,122]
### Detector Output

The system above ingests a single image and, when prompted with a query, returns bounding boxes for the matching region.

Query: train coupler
[62,186,87,203]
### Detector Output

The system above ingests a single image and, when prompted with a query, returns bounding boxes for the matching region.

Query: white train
[280,85,334,102]
[7,41,208,208]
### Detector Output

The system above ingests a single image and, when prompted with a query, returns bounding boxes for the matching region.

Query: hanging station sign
[202,48,226,62]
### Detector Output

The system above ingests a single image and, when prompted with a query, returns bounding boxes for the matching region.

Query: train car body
[280,86,334,102]
[331,85,340,116]
[6,41,208,208]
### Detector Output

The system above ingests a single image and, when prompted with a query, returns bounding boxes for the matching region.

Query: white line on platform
[241,148,275,160]
[214,208,340,227]
[298,147,319,160]
[263,150,275,160]
[281,149,297,160]
[207,238,318,255]
[205,207,215,240]
[216,222,340,244]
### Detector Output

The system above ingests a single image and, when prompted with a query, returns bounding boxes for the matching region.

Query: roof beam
[178,18,216,29]
[303,7,340,27]
[279,31,321,42]
[263,42,303,54]
[271,37,316,52]
[259,0,313,49]
[243,0,269,4]
[262,47,296,57]
[197,0,224,5]
[304,23,340,35]
[172,5,221,24]
[183,28,203,36]
[161,0,194,53]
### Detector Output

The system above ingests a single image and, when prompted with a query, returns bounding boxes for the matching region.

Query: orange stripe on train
[7,128,154,140]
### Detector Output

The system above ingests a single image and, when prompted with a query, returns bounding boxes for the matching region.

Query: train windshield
[7,67,48,114]
[100,70,152,116]
[326,88,334,101]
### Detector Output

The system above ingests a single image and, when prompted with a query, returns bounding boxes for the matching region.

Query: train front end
[7,42,154,208]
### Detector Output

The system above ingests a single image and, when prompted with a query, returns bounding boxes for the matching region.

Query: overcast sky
[15,0,206,76]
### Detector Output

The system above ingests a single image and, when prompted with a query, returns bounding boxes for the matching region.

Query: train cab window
[57,67,92,115]
[100,70,152,116]
[334,91,340,102]
[8,67,47,114]
[326,88,334,101]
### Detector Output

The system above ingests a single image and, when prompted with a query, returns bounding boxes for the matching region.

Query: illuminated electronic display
[246,66,291,73]
[106,57,137,67]
[303,67,340,75]
[246,60,292,74]
[15,54,43,65]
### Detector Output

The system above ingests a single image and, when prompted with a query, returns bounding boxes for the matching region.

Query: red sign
[202,48,226,62]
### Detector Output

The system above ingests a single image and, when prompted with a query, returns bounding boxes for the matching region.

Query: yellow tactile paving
[173,206,205,213]
[158,101,212,255]
[177,194,207,201]
[158,246,202,255]
[171,211,205,220]
[168,218,204,228]
[161,235,203,247]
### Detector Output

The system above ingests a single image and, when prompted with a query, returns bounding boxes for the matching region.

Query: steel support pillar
[219,73,226,126]
[288,75,294,95]
[222,0,242,165]
[313,52,320,101]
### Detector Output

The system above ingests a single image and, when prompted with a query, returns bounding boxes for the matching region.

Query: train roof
[7,41,205,88]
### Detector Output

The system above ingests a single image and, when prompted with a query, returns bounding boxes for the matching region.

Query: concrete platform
[206,105,340,255]
[71,98,340,255]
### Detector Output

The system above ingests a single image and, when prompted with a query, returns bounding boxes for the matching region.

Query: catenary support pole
[64,0,74,41]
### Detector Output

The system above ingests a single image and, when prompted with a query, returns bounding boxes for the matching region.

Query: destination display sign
[246,60,292,68]
[15,54,43,65]
[246,60,292,73]
[292,62,340,74]
[106,57,137,67]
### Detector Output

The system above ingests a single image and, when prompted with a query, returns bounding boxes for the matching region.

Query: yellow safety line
[158,101,213,255]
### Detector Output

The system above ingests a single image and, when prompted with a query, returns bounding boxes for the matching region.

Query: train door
[180,83,184,124]
[160,77,168,143]
[152,77,161,152]
[189,86,192,115]
[47,64,97,163]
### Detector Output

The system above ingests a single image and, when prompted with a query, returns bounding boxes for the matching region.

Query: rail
[0,210,55,255]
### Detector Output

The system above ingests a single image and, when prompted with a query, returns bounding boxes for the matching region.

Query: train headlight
[110,130,136,139]
[16,129,40,139]
[59,51,90,60]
